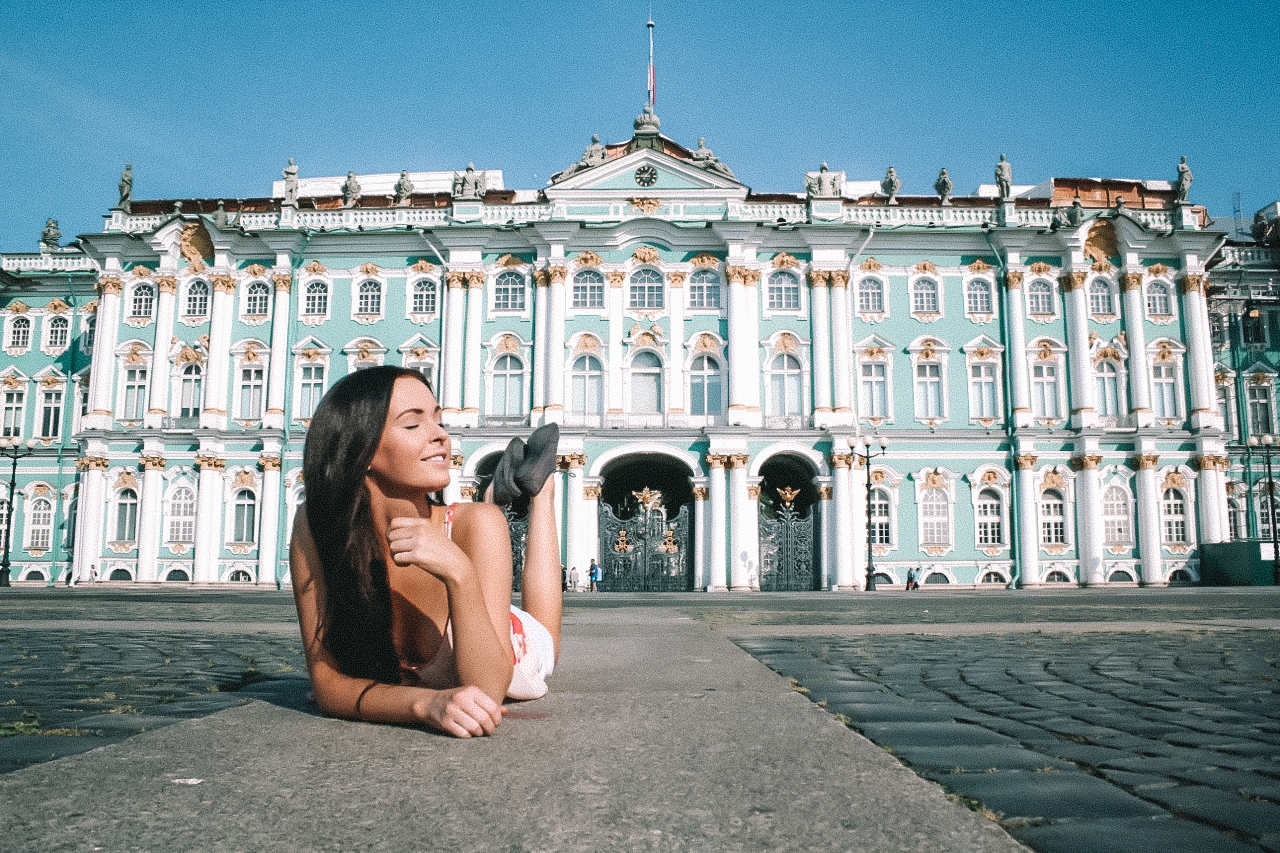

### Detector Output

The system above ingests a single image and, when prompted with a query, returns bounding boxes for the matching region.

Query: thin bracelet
[354,681,377,720]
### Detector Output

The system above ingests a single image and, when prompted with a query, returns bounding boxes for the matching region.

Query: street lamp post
[0,438,39,588]
[855,436,888,591]
[1247,434,1280,585]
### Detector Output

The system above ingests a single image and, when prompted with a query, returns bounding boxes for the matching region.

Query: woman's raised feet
[516,423,559,498]
[488,437,525,506]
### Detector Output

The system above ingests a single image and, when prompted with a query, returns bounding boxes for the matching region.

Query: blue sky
[1,0,1276,250]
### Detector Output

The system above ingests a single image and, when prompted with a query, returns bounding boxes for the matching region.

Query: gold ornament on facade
[1249,372,1275,386]
[629,199,662,216]
[356,341,377,362]
[829,453,852,469]
[1147,263,1169,277]
[693,334,718,354]
[575,334,601,354]
[574,251,603,268]
[463,271,485,288]
[1214,370,1230,386]
[445,271,465,289]
[973,346,994,361]
[1036,341,1055,361]
[863,346,885,361]
[244,263,267,278]
[496,334,520,355]
[496,254,524,268]
[632,487,664,511]
[808,269,830,286]
[817,485,832,500]
[1155,342,1175,362]
[914,260,937,273]
[1074,455,1102,470]
[300,348,322,363]
[631,245,661,264]
[980,470,1001,486]
[1005,271,1023,289]
[607,271,626,288]
[920,340,939,361]
[656,528,679,554]
[1162,471,1188,490]
[532,270,550,288]
[1015,454,1037,470]
[1179,274,1204,294]
[729,453,749,469]
[1084,220,1119,265]
[259,456,283,472]
[1136,454,1160,470]
[131,265,154,279]
[76,456,110,472]
[194,455,226,471]
[357,262,380,276]
[969,259,992,273]
[860,257,882,272]
[556,453,586,470]
[460,485,478,500]
[776,486,801,507]
[114,470,138,490]
[232,470,257,489]
[242,342,261,363]
[612,529,635,553]
[771,252,799,269]
[705,454,727,469]
[693,486,709,500]
[666,271,685,287]
[40,375,61,388]
[1029,262,1053,275]
[411,259,436,274]
[409,346,430,361]
[1091,260,1112,273]
[305,260,327,275]
[633,332,657,348]
[1120,272,1143,291]
[1,376,22,390]
[1041,470,1066,489]
[1059,272,1087,292]
[829,270,849,287]
[448,453,464,469]
[746,485,761,499]
[582,485,602,499]
[923,470,947,489]
[774,334,798,354]
[870,470,887,485]
[124,343,146,365]
[97,278,123,296]
[1094,346,1120,364]
[180,222,214,270]
[176,345,204,366]
[690,253,720,270]
[43,298,69,315]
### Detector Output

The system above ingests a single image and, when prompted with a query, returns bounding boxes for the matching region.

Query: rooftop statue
[341,172,361,207]
[394,170,415,206]
[452,163,486,200]
[690,137,737,181]
[117,164,133,213]
[881,166,902,204]
[995,154,1012,200]
[39,218,61,252]
[282,158,299,206]
[934,168,954,206]
[551,134,609,183]
[805,162,842,200]
[213,199,228,228]
[1051,205,1072,229]
[1174,155,1193,203]
[634,103,660,135]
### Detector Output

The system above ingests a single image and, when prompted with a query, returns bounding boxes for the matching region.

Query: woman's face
[365,376,452,498]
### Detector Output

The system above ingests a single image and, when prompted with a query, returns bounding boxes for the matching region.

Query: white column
[1061,272,1097,429]
[562,454,586,577]
[145,277,177,428]
[835,454,857,589]
[706,456,728,592]
[1134,453,1162,584]
[1120,272,1153,427]
[607,272,625,418]
[830,272,853,420]
[581,483,601,576]
[728,454,752,590]
[442,273,466,421]
[200,276,235,430]
[545,266,568,424]
[1015,453,1040,585]
[136,454,165,582]
[666,271,686,420]
[693,484,707,590]
[193,454,224,584]
[817,483,832,590]
[444,450,463,505]
[263,273,293,429]
[73,456,109,580]
[1074,454,1105,584]
[462,272,484,427]
[257,454,282,586]
[1182,274,1218,430]
[86,278,123,430]
[1004,273,1033,428]
[744,481,762,590]
[1195,454,1225,545]
[726,268,762,427]
[809,272,833,423]
[531,270,549,423]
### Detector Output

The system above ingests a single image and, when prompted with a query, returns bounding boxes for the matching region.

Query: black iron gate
[502,504,529,592]
[598,488,692,591]
[759,487,817,591]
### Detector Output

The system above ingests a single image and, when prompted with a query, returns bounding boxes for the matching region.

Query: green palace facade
[0,108,1233,590]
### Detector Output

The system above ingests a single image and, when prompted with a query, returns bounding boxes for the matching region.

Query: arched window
[966,280,993,315]
[0,498,8,545]
[304,281,329,316]
[1040,489,1066,544]
[1162,488,1187,543]
[179,364,203,418]
[920,488,949,546]
[412,280,437,314]
[494,271,527,311]
[572,271,604,310]
[168,487,196,543]
[768,353,802,417]
[1260,493,1279,541]
[1146,282,1172,316]
[47,316,69,350]
[1096,361,1121,417]
[1045,570,1072,583]
[628,268,664,310]
[570,354,604,420]
[689,354,723,417]
[1032,359,1060,418]
[232,489,257,544]
[1229,497,1246,540]
[1089,280,1114,315]
[357,280,382,315]
[689,269,721,309]
[131,284,155,319]
[630,351,663,413]
[27,498,53,550]
[768,271,800,311]
[116,488,139,542]
[858,278,884,313]
[912,278,939,314]
[1028,281,1054,315]
[186,281,209,317]
[9,317,31,349]
[1103,485,1131,546]
[869,487,891,545]
[228,569,253,582]
[976,489,1003,546]
[1152,362,1178,418]
[490,354,524,418]
[245,282,270,316]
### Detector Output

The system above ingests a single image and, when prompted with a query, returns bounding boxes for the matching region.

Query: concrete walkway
[0,603,1025,852]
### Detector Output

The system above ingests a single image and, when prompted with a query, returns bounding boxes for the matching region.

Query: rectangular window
[915,363,943,418]
[1033,362,1060,418]
[1152,364,1178,418]
[1217,385,1235,437]
[1041,499,1066,545]
[768,281,800,311]
[299,364,325,419]
[39,389,62,439]
[970,363,996,419]
[494,280,526,311]
[239,367,264,420]
[122,367,147,420]
[234,500,257,544]
[688,282,721,309]
[869,491,891,545]
[977,504,1003,546]
[3,390,25,437]
[572,282,604,309]
[628,284,664,310]
[29,501,52,550]
[860,362,887,418]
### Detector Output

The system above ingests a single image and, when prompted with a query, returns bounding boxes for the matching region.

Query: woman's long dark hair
[302,365,440,683]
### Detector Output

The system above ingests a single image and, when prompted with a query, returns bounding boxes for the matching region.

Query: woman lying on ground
[290,366,562,737]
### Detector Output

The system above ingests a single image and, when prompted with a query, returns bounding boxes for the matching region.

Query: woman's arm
[290,510,504,736]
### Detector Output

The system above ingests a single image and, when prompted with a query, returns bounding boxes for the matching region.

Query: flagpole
[647,18,655,106]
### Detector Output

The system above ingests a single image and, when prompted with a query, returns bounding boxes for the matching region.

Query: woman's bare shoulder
[449,501,507,534]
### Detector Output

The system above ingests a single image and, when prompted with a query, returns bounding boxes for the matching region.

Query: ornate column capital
[258,455,283,472]
[746,485,761,499]
[75,455,110,472]
[450,452,464,469]
[97,276,123,296]
[583,485,602,499]
[272,273,293,292]
[446,271,465,289]
[829,269,849,288]
[1071,454,1102,471]
[807,269,830,287]
[1179,274,1205,294]
[557,453,587,470]
[1135,454,1160,470]
[1015,454,1038,470]
[728,453,749,469]
[463,271,485,289]
[818,485,833,500]
[693,486,709,500]
[211,274,237,294]
[154,275,177,294]
[140,455,167,471]
[705,453,727,469]
[547,266,568,284]
[829,452,853,469]
[1004,271,1023,289]
[1120,272,1144,292]
[194,454,226,471]
[1059,272,1087,292]
[460,485,478,500]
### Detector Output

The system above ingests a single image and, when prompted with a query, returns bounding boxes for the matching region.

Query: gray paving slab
[0,605,1025,853]
[1010,815,1263,853]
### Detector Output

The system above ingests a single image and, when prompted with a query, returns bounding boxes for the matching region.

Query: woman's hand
[387,516,469,582]
[415,686,506,737]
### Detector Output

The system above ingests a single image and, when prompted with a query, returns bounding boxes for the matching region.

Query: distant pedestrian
[562,565,569,592]
[589,558,600,592]
[569,566,579,592]
[64,567,73,586]
[89,564,98,584]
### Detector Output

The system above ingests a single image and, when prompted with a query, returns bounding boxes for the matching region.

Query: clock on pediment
[634,165,658,187]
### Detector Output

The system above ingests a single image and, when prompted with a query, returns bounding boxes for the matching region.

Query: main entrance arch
[597,455,694,591]
[757,454,820,591]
